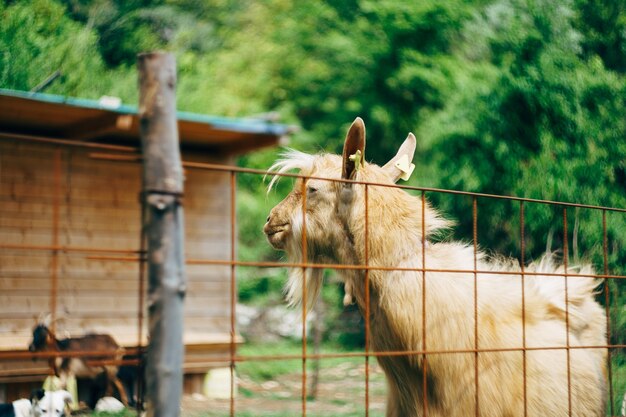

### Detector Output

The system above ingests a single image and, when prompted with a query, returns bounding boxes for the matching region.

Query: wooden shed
[0,89,291,401]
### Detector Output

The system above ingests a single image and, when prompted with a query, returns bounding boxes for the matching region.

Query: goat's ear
[30,388,45,403]
[60,390,73,405]
[382,132,417,183]
[341,117,366,180]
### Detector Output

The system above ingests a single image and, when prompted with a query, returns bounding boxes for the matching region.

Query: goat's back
[372,245,607,417]
[60,334,120,352]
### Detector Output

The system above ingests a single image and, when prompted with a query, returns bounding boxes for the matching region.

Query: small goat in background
[28,315,128,407]
[264,118,607,417]
[31,390,73,417]
[0,390,72,417]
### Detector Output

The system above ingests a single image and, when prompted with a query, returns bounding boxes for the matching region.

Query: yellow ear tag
[349,150,363,173]
[394,154,415,181]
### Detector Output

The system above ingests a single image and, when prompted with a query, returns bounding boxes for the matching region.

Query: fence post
[138,51,186,417]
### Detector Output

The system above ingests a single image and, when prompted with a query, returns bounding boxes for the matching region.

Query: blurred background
[2,0,625,415]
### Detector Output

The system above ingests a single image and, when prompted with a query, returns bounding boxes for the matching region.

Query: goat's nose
[266,215,271,223]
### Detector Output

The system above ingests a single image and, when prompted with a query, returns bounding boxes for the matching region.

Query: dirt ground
[180,361,387,417]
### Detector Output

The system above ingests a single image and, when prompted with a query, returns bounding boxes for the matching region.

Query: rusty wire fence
[1,133,625,417]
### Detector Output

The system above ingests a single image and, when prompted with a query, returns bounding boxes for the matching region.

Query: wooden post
[138,52,186,417]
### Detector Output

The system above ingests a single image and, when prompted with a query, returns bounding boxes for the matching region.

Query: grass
[610,355,626,415]
[224,340,387,417]
[85,412,135,417]
[236,339,306,382]
[236,339,369,382]
[83,342,626,417]
[194,411,370,417]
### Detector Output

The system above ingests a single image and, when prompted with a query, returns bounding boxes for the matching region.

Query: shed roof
[0,89,293,154]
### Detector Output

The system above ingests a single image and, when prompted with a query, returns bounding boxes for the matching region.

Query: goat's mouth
[264,222,290,249]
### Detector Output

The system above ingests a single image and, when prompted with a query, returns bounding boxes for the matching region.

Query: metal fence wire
[0,134,625,417]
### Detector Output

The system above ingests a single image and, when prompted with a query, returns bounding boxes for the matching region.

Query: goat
[264,117,607,416]
[0,390,71,417]
[31,390,72,417]
[28,316,128,407]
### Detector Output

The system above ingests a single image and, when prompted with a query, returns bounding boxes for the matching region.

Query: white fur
[266,148,315,193]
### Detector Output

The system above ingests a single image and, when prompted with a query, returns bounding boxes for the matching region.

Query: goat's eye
[307,186,318,194]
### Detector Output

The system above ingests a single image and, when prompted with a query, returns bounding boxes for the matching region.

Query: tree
[0,0,135,99]
[574,0,626,73]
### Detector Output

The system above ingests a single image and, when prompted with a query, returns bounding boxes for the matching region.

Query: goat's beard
[283,245,323,312]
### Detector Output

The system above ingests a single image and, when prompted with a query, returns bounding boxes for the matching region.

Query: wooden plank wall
[0,138,237,382]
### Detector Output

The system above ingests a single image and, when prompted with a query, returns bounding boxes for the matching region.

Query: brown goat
[28,317,128,407]
[264,118,607,416]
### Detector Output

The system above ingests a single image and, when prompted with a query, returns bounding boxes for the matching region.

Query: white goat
[264,118,607,417]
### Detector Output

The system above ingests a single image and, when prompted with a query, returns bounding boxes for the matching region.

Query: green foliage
[237,339,363,382]
[237,340,304,382]
[574,0,626,73]
[256,0,473,160]
[237,271,285,304]
[0,0,132,98]
[611,358,626,414]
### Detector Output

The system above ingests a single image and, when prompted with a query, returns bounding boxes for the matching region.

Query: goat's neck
[340,230,426,325]
[338,189,433,348]
[46,329,62,351]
